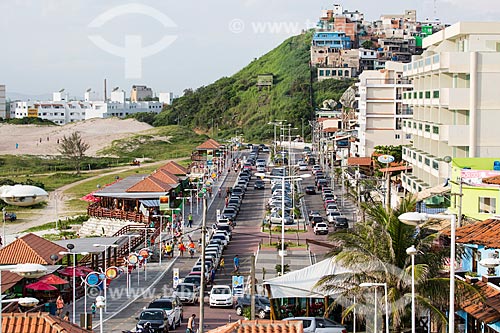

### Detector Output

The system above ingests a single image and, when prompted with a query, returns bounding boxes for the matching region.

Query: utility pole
[199,193,207,333]
[250,254,256,319]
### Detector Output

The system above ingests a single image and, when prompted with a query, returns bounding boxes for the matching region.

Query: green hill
[151,32,355,141]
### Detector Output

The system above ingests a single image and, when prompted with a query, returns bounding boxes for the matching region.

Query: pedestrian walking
[219,257,225,272]
[91,302,96,318]
[187,314,196,333]
[197,238,202,250]
[188,213,193,228]
[233,255,240,274]
[218,188,221,197]
[210,267,216,285]
[178,242,186,257]
[188,240,195,258]
[165,242,173,258]
[56,296,64,316]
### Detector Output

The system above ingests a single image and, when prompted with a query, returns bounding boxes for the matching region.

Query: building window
[319,70,324,76]
[406,134,412,139]
[433,90,439,98]
[413,92,417,98]
[395,134,401,139]
[425,158,430,166]
[432,161,439,170]
[418,155,422,162]
[419,91,423,98]
[433,126,439,134]
[425,124,430,132]
[403,120,407,127]
[326,70,331,76]
[412,152,416,159]
[479,197,496,214]
[418,123,423,130]
[425,91,431,98]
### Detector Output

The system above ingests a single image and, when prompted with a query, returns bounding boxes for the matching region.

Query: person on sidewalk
[56,296,64,316]
[187,314,196,333]
[188,213,193,228]
[233,255,240,274]
[178,242,186,257]
[188,240,195,258]
[91,302,96,318]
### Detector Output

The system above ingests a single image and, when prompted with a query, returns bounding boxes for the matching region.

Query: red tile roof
[126,177,173,193]
[347,157,373,166]
[483,175,500,185]
[452,219,500,248]
[2,312,92,333]
[207,320,303,333]
[150,169,180,185]
[196,139,221,150]
[0,233,66,265]
[459,281,500,323]
[160,161,188,175]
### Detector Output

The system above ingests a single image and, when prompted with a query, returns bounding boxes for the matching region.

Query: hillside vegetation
[147,32,355,141]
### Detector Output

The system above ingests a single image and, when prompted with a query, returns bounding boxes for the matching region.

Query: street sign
[173,268,180,288]
[128,254,138,265]
[85,272,100,286]
[105,267,118,280]
[232,275,244,296]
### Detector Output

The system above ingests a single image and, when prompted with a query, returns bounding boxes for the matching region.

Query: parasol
[25,281,58,291]
[57,267,86,277]
[39,274,69,285]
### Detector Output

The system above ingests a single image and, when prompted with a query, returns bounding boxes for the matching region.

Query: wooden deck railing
[87,206,148,224]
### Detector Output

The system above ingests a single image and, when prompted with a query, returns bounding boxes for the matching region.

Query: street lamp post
[93,243,118,313]
[255,172,310,275]
[59,244,89,324]
[96,295,105,333]
[0,264,47,330]
[399,212,457,333]
[406,245,418,333]
[360,282,389,333]
[120,234,139,296]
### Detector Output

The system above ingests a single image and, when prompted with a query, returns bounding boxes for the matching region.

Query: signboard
[159,196,170,210]
[85,272,100,286]
[232,275,244,296]
[173,268,180,288]
[28,108,38,118]
[461,169,500,186]
[377,155,395,164]
[105,267,118,280]
[128,254,138,265]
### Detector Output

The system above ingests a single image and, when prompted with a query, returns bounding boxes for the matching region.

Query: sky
[1,0,499,99]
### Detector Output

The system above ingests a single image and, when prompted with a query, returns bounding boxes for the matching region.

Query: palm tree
[316,196,472,332]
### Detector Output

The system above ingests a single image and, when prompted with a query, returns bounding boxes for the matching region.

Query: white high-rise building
[354,61,413,157]
[0,85,5,119]
[401,22,500,193]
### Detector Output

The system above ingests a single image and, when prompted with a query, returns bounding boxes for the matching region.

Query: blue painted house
[453,218,500,333]
[312,32,351,49]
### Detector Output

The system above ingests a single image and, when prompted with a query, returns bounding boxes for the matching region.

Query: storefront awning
[140,199,160,208]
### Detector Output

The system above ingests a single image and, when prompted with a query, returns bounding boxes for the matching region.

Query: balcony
[438,88,470,110]
[440,124,470,146]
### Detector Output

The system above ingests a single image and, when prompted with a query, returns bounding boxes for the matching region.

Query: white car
[298,162,308,171]
[314,222,329,235]
[326,211,342,223]
[209,285,233,307]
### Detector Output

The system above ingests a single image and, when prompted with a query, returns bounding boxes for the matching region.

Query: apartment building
[130,85,153,102]
[353,61,413,157]
[10,89,163,125]
[0,85,5,119]
[401,22,500,193]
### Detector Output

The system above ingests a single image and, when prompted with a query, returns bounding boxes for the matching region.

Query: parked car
[182,274,203,288]
[313,222,329,235]
[305,186,316,195]
[326,211,342,223]
[298,162,308,171]
[234,294,271,319]
[136,308,169,333]
[209,285,233,307]
[283,317,347,333]
[268,211,293,225]
[312,165,322,174]
[147,296,183,329]
[310,216,324,227]
[173,283,199,305]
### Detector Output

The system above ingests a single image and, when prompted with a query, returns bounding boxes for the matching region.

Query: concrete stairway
[78,217,145,237]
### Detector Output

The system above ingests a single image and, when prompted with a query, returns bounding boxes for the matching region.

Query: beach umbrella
[25,281,58,291]
[39,274,69,285]
[57,267,86,277]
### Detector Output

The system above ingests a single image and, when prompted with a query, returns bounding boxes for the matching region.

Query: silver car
[173,283,200,305]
